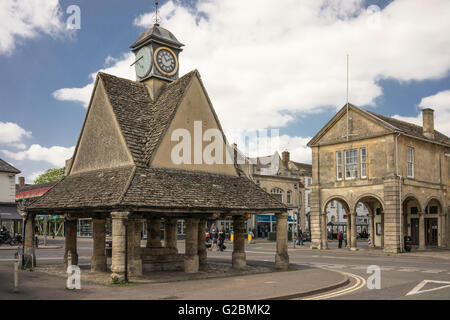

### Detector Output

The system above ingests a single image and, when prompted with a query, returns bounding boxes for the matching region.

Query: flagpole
[346,54,349,141]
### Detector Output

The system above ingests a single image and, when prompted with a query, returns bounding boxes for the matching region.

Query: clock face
[154,47,178,77]
[134,46,151,79]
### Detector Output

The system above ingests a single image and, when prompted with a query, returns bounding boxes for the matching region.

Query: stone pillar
[146,217,162,248]
[320,212,328,249]
[369,213,375,248]
[91,218,107,272]
[350,211,357,250]
[127,217,142,277]
[110,211,129,282]
[275,212,289,270]
[198,219,207,269]
[346,212,352,248]
[438,212,447,248]
[309,184,322,249]
[383,178,401,253]
[164,218,178,252]
[184,218,199,273]
[64,217,78,268]
[380,211,384,248]
[23,213,36,267]
[418,212,426,250]
[232,216,247,270]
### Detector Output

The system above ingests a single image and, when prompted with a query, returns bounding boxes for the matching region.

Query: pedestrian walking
[218,226,226,251]
[337,231,343,248]
[210,224,218,251]
[344,232,348,247]
[297,228,304,245]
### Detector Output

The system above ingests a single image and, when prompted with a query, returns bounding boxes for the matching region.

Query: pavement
[0,260,348,300]
[1,237,450,299]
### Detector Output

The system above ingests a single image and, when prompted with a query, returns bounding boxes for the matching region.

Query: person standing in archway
[338,231,343,248]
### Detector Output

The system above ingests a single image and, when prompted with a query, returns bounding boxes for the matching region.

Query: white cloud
[0,121,32,146]
[27,170,45,184]
[55,0,450,132]
[52,53,135,108]
[0,0,66,54]
[393,89,450,136]
[1,144,75,167]
[228,129,312,163]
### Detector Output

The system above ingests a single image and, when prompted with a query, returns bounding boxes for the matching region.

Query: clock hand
[130,55,143,67]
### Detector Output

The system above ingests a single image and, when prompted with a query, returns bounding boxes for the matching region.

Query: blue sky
[0,0,449,182]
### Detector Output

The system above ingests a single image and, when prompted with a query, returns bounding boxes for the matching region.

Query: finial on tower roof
[153,0,161,26]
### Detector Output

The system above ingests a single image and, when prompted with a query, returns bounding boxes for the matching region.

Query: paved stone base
[142,247,184,272]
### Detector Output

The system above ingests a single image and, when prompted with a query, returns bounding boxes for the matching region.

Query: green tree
[34,167,65,184]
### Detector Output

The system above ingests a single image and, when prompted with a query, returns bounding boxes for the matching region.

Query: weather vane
[153,0,161,26]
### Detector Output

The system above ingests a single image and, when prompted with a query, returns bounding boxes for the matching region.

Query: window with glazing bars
[360,147,367,178]
[345,149,358,179]
[336,151,343,180]
[407,147,414,178]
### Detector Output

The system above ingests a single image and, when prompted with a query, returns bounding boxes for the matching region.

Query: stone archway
[354,195,385,250]
[402,195,422,248]
[423,197,444,247]
[321,196,351,249]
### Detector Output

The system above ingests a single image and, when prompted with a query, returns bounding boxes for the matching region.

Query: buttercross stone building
[308,103,449,253]
[25,23,289,281]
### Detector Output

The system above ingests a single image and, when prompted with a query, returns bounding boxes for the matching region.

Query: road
[1,237,449,300]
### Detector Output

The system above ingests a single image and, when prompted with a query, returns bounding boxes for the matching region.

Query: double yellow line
[303,271,366,300]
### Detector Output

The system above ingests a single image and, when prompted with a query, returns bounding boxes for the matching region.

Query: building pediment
[307,103,395,147]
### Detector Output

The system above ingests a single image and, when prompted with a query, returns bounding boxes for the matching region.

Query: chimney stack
[282,151,290,167]
[422,108,435,139]
[18,176,25,188]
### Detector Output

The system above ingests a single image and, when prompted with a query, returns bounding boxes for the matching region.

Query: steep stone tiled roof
[29,166,134,210]
[364,110,450,146]
[290,161,312,175]
[121,167,284,211]
[28,71,286,213]
[0,158,20,174]
[99,70,197,167]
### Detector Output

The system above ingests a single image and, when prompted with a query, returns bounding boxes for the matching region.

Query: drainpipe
[395,133,403,252]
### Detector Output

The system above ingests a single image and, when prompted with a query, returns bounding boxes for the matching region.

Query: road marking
[397,268,419,272]
[406,280,450,296]
[421,270,444,274]
[350,265,367,270]
[303,271,366,300]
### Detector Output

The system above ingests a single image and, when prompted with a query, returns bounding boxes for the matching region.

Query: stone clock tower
[130,23,184,100]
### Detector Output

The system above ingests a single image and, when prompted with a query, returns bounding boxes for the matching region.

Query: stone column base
[275,253,289,270]
[232,252,246,270]
[199,251,207,270]
[184,254,199,273]
[91,255,107,272]
[383,246,401,254]
[111,272,126,283]
[64,252,78,268]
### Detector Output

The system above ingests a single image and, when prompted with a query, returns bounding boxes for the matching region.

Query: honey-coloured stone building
[25,23,288,281]
[308,103,450,253]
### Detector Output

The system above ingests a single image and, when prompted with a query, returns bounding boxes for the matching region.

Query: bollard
[13,262,19,293]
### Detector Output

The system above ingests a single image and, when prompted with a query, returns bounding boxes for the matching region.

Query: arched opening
[354,195,384,249]
[402,196,422,246]
[323,197,350,249]
[424,198,442,246]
